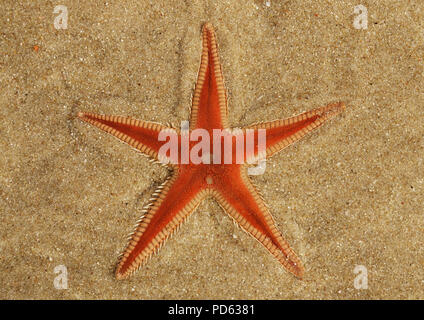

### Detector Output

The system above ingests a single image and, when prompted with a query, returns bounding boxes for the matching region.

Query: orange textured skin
[77,23,345,280]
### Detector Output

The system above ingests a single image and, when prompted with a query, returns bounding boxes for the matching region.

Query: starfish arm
[245,102,346,160]
[115,168,207,279]
[212,167,304,278]
[190,23,228,130]
[77,112,173,162]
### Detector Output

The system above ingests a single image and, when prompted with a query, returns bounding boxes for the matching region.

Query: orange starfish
[77,23,345,280]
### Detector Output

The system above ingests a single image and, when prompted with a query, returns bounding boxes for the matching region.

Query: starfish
[77,23,345,280]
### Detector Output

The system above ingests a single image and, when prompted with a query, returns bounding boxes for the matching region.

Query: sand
[0,0,423,299]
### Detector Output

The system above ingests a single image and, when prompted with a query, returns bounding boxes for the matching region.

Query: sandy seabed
[0,0,423,299]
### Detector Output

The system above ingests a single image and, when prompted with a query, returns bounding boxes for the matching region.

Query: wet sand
[0,0,423,299]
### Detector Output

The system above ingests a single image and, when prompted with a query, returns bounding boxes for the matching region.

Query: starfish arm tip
[326,101,346,114]
[295,266,305,279]
[76,111,85,119]
[203,22,213,31]
[115,270,127,280]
